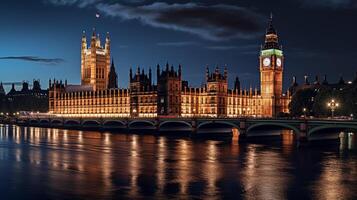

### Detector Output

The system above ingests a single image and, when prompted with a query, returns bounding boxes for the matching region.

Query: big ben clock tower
[260,14,284,117]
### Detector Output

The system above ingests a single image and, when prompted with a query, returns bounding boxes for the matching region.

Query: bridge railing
[15,113,357,123]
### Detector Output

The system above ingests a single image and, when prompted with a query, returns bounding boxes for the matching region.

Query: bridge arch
[246,123,300,135]
[64,120,80,125]
[103,120,126,127]
[39,119,50,124]
[196,121,240,135]
[159,121,193,131]
[197,121,239,130]
[82,120,101,126]
[308,124,357,139]
[128,120,156,129]
[51,119,62,125]
[29,119,39,124]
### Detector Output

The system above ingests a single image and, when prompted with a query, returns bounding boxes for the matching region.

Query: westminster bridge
[9,115,357,143]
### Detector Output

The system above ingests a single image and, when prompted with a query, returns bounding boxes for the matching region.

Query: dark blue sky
[0,0,356,91]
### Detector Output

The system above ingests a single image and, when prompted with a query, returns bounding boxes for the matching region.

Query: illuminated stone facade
[259,16,287,117]
[81,30,111,91]
[129,67,157,117]
[49,82,130,117]
[49,17,290,118]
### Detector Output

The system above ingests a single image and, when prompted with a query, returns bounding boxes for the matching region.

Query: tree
[291,83,357,118]
[289,88,316,116]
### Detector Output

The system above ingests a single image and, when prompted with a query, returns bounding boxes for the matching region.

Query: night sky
[0,0,356,91]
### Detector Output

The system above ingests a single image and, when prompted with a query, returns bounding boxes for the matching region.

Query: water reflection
[340,132,356,150]
[314,154,357,200]
[0,124,356,199]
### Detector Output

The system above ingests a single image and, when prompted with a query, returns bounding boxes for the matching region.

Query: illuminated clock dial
[263,58,271,67]
[276,58,282,67]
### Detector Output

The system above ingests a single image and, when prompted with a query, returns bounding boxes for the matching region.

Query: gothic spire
[304,75,310,85]
[149,68,152,84]
[224,66,228,80]
[263,13,280,50]
[111,58,114,68]
[92,27,96,38]
[166,62,169,71]
[322,75,328,85]
[267,13,277,35]
[108,58,118,89]
[106,32,110,40]
[205,66,209,82]
[314,75,320,85]
[0,82,4,95]
[292,76,298,87]
[156,64,160,79]
[130,67,133,81]
[234,76,240,92]
[178,64,182,78]
[338,75,345,85]
[288,76,299,94]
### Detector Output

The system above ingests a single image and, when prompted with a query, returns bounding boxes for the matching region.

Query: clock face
[263,58,271,67]
[276,58,282,67]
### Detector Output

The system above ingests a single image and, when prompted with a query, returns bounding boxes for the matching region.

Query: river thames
[0,124,356,199]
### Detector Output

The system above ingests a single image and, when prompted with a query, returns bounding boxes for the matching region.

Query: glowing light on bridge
[327,99,339,117]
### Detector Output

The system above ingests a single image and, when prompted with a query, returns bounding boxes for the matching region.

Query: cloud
[95,2,265,41]
[286,48,325,58]
[157,41,199,47]
[206,44,260,53]
[46,1,266,41]
[46,0,99,8]
[0,56,65,65]
[206,46,239,50]
[300,0,357,9]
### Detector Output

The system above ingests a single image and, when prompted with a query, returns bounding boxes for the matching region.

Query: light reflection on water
[0,124,356,199]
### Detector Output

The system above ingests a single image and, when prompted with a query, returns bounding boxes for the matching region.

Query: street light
[327,99,339,118]
[303,107,307,118]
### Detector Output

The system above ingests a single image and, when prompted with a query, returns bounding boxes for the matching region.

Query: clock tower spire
[259,14,284,117]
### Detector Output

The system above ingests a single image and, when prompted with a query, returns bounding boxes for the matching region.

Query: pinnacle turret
[322,75,328,85]
[263,13,280,50]
[266,13,277,35]
[108,58,118,89]
[0,82,5,95]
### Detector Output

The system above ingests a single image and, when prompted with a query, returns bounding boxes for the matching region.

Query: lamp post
[327,99,339,118]
[303,107,307,118]
[132,108,137,118]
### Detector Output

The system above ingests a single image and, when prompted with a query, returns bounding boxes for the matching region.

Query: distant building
[49,16,291,118]
[288,73,357,93]
[0,80,48,113]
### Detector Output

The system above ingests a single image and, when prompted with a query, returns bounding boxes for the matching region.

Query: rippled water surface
[0,124,356,199]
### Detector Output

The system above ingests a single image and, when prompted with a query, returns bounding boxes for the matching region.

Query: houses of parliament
[49,17,291,118]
